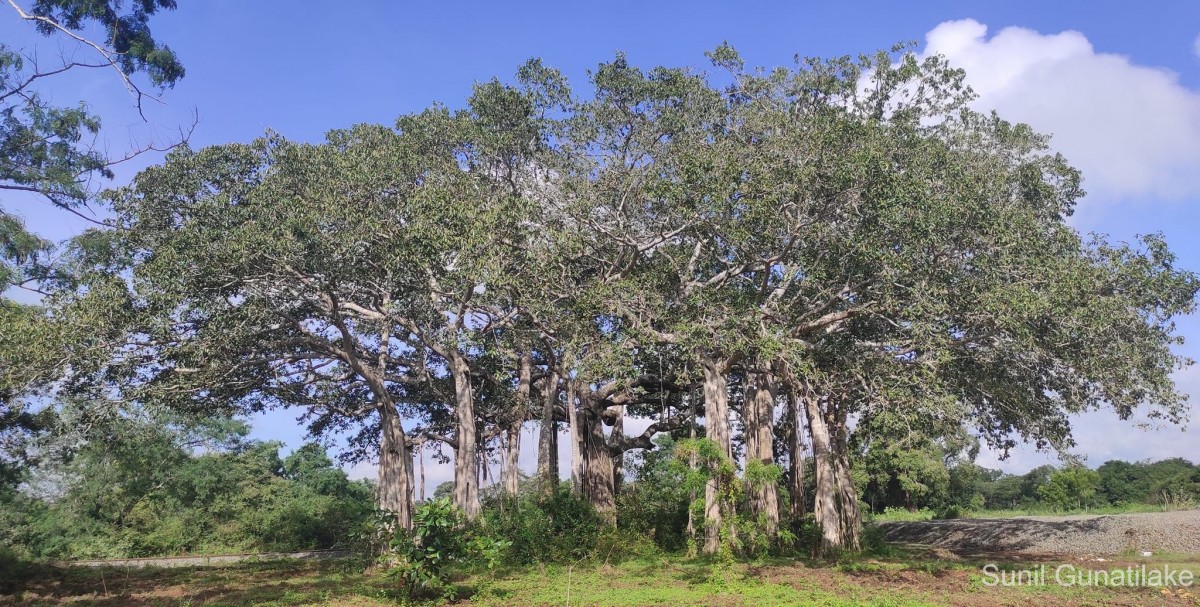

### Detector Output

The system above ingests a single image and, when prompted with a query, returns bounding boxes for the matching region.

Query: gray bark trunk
[504,351,532,495]
[744,370,779,537]
[378,403,413,530]
[537,370,560,483]
[567,380,585,492]
[611,405,624,493]
[450,352,482,519]
[803,391,842,554]
[787,389,806,530]
[418,444,426,503]
[580,400,616,521]
[548,418,559,481]
[701,357,732,555]
[831,408,862,550]
[503,426,520,494]
[685,390,697,539]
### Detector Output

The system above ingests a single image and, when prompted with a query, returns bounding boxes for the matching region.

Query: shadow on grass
[2,558,396,607]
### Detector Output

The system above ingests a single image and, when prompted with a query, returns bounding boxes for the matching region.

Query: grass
[3,549,1199,606]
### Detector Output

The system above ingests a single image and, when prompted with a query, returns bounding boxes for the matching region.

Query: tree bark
[449,351,482,519]
[744,370,780,537]
[701,357,733,554]
[803,390,842,554]
[567,379,585,492]
[611,404,624,493]
[548,418,559,481]
[787,388,807,531]
[418,444,426,503]
[580,400,616,521]
[504,350,532,495]
[830,405,862,550]
[537,369,560,484]
[685,389,697,540]
[378,403,414,530]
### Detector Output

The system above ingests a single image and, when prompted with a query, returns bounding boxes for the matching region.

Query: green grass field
[4,550,1198,607]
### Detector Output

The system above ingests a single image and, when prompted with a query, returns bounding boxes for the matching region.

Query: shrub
[389,498,469,599]
[934,505,968,520]
[0,546,30,594]
[482,484,603,564]
[618,439,690,552]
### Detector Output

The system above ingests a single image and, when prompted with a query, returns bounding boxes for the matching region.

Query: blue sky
[4,1,1200,489]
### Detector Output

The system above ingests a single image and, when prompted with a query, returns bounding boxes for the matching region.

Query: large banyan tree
[14,45,1196,552]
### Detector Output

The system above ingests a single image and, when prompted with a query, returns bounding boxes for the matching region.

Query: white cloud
[920,20,1200,204]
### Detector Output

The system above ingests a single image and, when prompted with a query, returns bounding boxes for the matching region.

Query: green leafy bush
[618,437,691,551]
[390,498,468,599]
[482,484,603,564]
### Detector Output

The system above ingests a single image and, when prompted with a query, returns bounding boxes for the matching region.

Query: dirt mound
[877,509,1200,556]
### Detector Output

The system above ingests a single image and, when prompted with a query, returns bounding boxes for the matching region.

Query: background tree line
[0,408,372,560]
[3,407,1196,563]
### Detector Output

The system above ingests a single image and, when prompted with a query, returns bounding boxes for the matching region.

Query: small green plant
[389,498,468,600]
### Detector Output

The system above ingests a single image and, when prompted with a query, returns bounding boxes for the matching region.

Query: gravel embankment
[877,510,1200,556]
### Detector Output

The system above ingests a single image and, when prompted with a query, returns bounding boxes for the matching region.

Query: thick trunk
[378,403,414,530]
[611,405,624,493]
[787,390,807,529]
[701,357,732,555]
[548,419,559,481]
[567,380,585,492]
[685,391,697,539]
[450,352,481,519]
[580,396,616,520]
[803,391,842,554]
[537,370,560,483]
[503,351,532,495]
[418,444,426,503]
[744,370,779,537]
[503,424,521,494]
[830,408,862,550]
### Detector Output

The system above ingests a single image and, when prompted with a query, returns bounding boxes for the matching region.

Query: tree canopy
[10,45,1197,553]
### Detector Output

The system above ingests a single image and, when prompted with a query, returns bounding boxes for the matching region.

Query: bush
[934,505,968,520]
[391,499,460,598]
[0,546,30,594]
[618,439,691,552]
[482,484,603,564]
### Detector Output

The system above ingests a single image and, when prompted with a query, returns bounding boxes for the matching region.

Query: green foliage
[1,411,374,559]
[481,484,603,564]
[389,498,469,599]
[1097,458,1200,507]
[1038,466,1101,511]
[669,438,786,558]
[9,43,1200,561]
[1,0,184,289]
[617,437,691,551]
[25,0,185,86]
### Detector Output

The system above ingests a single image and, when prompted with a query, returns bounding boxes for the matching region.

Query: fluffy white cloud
[920,20,1200,204]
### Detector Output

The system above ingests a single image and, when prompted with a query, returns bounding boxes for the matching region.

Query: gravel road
[877,509,1200,556]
